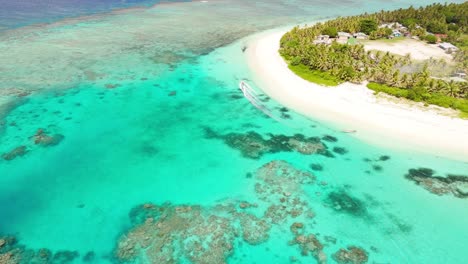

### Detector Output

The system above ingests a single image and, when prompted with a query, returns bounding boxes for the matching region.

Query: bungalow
[338,32,352,40]
[313,35,331,45]
[439,42,458,53]
[353,32,368,40]
[337,32,352,44]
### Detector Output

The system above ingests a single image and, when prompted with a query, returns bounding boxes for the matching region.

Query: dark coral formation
[332,147,348,155]
[1,146,27,161]
[325,191,368,217]
[333,246,369,264]
[202,128,333,159]
[82,251,95,262]
[0,236,79,264]
[310,163,324,171]
[378,155,390,161]
[405,168,468,198]
[322,135,338,143]
[33,129,64,147]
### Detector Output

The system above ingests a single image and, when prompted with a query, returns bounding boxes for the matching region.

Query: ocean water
[0,0,189,30]
[0,1,467,263]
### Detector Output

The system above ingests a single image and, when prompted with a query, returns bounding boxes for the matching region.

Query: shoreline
[246,29,468,162]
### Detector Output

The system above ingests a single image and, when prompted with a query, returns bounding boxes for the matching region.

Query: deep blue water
[0,0,189,29]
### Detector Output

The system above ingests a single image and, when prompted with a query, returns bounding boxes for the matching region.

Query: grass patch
[288,64,341,86]
[367,82,409,98]
[367,82,468,117]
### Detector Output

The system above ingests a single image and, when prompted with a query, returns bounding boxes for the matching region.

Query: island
[247,2,468,160]
[280,2,467,115]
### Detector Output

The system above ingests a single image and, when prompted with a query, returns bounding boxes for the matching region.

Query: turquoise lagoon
[0,1,467,263]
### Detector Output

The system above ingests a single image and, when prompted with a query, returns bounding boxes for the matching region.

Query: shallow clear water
[0,1,467,263]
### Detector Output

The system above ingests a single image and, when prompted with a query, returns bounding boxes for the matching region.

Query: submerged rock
[33,129,64,147]
[405,168,468,198]
[1,146,27,161]
[333,246,369,264]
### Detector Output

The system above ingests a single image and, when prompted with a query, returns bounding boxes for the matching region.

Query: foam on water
[0,0,467,263]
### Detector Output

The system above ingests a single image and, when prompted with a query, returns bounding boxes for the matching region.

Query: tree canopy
[359,19,378,35]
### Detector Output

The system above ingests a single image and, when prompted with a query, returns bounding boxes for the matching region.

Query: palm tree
[401,74,410,88]
[427,79,438,93]
[445,81,460,98]
[391,71,401,87]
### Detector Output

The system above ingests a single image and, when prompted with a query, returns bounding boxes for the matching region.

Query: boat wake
[238,81,282,122]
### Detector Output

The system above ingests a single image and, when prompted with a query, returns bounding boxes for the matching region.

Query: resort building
[438,42,458,53]
[337,32,352,40]
[337,32,352,44]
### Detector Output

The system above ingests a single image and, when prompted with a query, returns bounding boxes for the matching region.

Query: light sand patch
[362,38,452,61]
[246,30,468,161]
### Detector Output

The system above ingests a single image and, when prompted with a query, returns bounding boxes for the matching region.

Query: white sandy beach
[246,30,468,161]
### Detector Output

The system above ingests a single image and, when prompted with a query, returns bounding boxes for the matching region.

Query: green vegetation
[424,34,437,44]
[322,27,338,38]
[280,2,468,114]
[368,82,468,116]
[287,64,341,86]
[359,19,378,35]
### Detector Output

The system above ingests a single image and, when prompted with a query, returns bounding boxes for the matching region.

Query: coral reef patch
[202,128,334,159]
[33,128,64,147]
[0,236,79,264]
[405,168,468,198]
[333,246,369,264]
[114,161,369,263]
[1,146,27,161]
